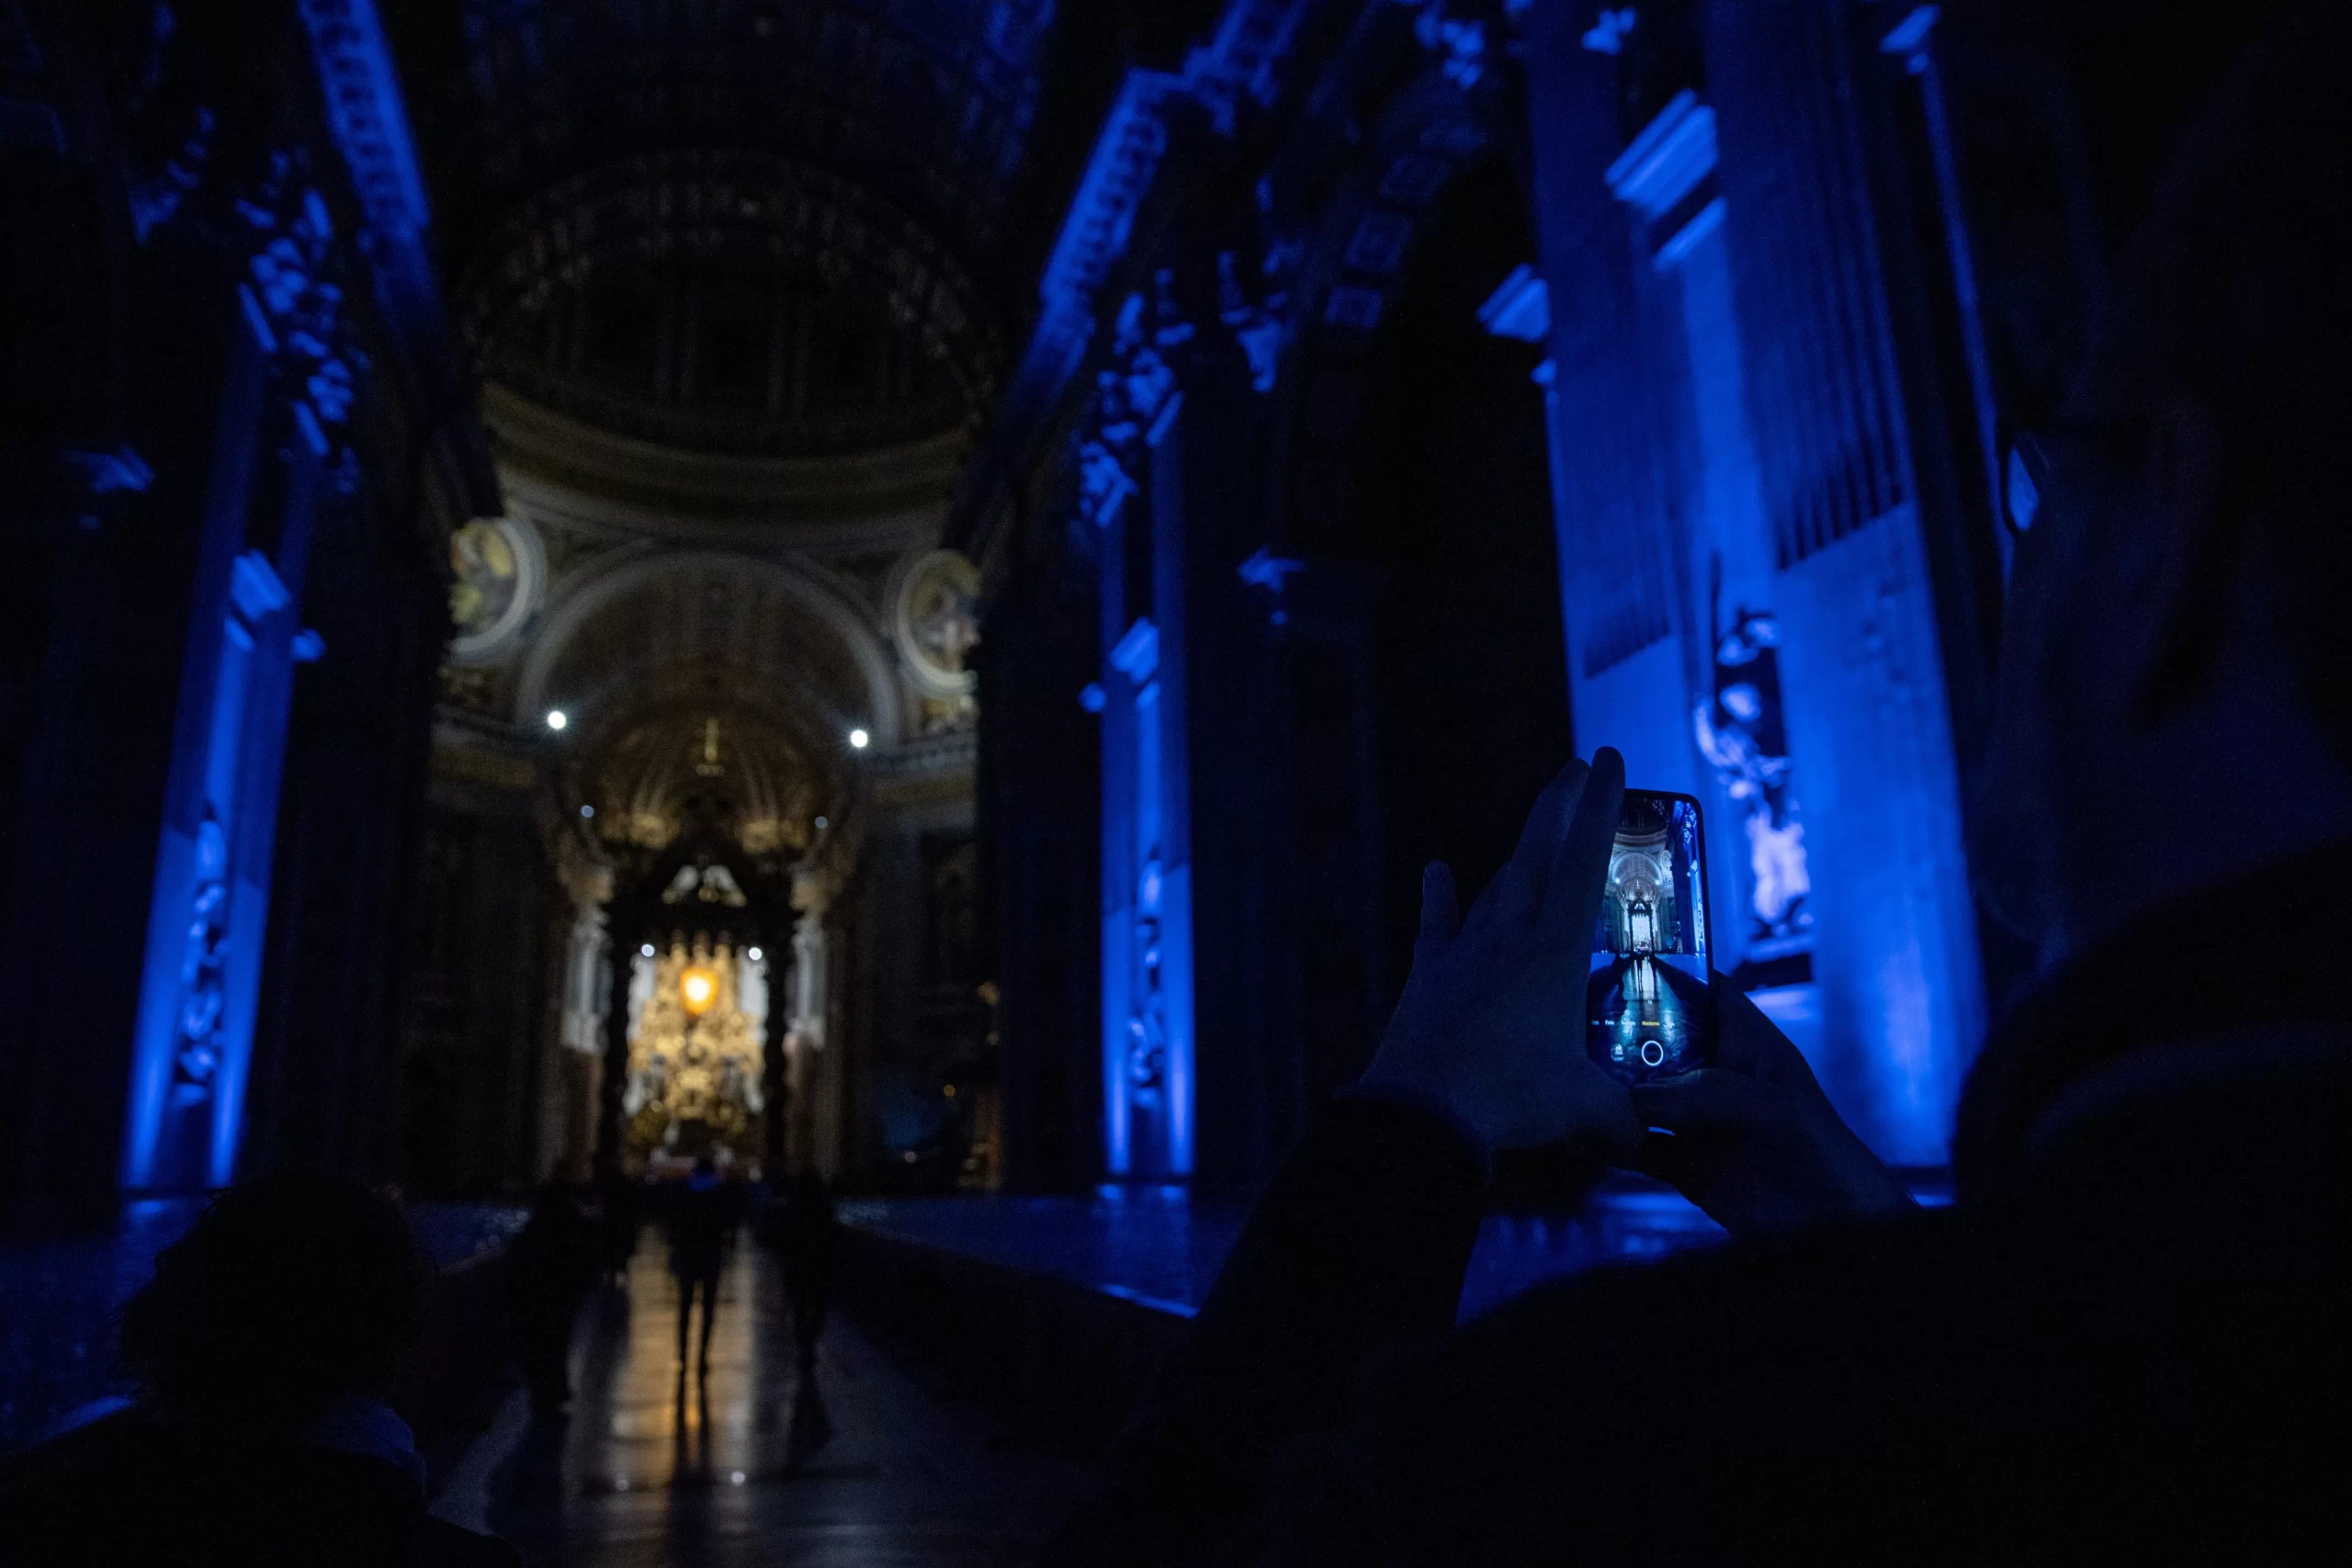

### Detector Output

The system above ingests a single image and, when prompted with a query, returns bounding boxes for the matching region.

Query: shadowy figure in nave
[504,1181,600,1418]
[0,1175,517,1565]
[770,1168,841,1376]
[760,1169,842,1471]
[594,1166,639,1287]
[666,1156,732,1376]
[1046,8,2352,1563]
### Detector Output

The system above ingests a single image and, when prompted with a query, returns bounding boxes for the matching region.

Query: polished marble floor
[433,1240,1091,1566]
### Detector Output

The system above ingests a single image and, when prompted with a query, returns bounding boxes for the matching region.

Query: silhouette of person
[594,1167,639,1286]
[503,1181,598,1417]
[756,1168,841,1470]
[774,1169,840,1373]
[0,1174,517,1564]
[666,1156,730,1374]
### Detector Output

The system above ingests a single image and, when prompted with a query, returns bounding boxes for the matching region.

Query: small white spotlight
[545,709,569,731]
[579,804,595,819]
[640,943,656,958]
[747,946,763,963]
[814,816,830,831]
[848,728,870,750]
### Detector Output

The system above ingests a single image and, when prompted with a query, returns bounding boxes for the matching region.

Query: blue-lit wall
[986,0,2019,1187]
[1521,0,1989,1164]
[109,0,457,1199]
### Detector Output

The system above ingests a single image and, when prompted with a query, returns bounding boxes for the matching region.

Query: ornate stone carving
[237,152,371,434]
[1691,601,1812,946]
[1125,854,1168,1111]
[1217,245,1292,395]
[1076,273,1194,528]
[1582,7,1639,56]
[122,4,217,242]
[1409,3,1489,90]
[172,809,232,1101]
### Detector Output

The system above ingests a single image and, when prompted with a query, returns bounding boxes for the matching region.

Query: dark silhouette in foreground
[1048,10,2351,1562]
[503,1181,599,1417]
[0,1175,516,1565]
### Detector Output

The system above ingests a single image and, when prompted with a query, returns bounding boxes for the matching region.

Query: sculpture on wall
[1125,853,1169,1122]
[1076,271,1193,528]
[1217,238,1293,395]
[1692,570,1812,947]
[172,810,231,1104]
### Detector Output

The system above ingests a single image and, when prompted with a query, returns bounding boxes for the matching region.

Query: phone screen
[1587,790,1714,1084]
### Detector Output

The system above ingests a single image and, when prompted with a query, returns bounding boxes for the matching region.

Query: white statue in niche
[1693,581,1813,947]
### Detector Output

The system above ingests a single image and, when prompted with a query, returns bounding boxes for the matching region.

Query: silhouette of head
[119,1174,430,1427]
[1975,2,2352,963]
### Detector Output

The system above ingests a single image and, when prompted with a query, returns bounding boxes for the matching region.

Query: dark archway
[1280,150,1567,1107]
[1346,153,1568,1013]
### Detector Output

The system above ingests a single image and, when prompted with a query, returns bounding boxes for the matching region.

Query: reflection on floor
[433,1238,1090,1565]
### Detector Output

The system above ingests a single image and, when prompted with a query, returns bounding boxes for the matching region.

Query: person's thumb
[1628,1069,1779,1135]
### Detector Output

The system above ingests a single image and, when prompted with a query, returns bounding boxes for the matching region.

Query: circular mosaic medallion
[447,517,546,660]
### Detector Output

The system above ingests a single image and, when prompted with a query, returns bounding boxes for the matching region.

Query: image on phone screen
[1587,790,1714,1084]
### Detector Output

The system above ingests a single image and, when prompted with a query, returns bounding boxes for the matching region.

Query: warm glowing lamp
[680,966,718,1016]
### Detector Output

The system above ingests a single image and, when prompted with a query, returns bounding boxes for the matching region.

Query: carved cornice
[483,383,962,546]
[296,0,499,514]
[295,1,433,241]
[1029,70,1187,385]
[953,1,1319,547]
[869,728,978,812]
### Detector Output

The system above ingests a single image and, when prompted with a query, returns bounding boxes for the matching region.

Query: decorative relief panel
[446,515,546,661]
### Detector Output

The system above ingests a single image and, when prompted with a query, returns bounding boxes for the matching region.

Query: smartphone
[1587,789,1715,1084]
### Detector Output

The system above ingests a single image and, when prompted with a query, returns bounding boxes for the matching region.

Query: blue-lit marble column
[1089,288,1198,1182]
[1702,0,1985,1162]
[1519,4,1709,806]
[123,181,356,1192]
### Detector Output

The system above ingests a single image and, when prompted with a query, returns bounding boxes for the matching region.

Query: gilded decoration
[437,663,499,713]
[624,934,763,1163]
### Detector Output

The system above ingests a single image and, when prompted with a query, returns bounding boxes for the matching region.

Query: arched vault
[516,547,907,750]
